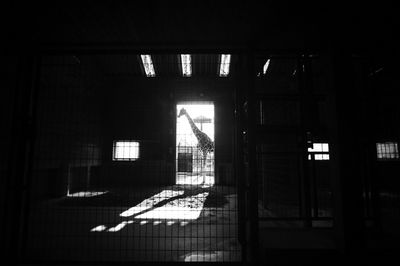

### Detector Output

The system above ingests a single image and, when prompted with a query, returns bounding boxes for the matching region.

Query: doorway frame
[175,101,215,185]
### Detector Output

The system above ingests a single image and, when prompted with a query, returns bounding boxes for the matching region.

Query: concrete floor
[25,185,241,262]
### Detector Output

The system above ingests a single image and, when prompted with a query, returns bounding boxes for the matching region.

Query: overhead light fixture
[180,54,192,77]
[369,67,384,76]
[219,54,231,77]
[140,55,156,77]
[263,59,270,75]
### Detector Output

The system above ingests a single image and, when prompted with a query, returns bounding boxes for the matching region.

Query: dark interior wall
[371,60,400,228]
[32,56,106,198]
[29,55,237,196]
[1,56,16,169]
[96,76,236,188]
[1,56,18,234]
[375,92,400,193]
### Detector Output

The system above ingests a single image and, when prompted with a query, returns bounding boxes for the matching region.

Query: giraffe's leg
[202,151,207,184]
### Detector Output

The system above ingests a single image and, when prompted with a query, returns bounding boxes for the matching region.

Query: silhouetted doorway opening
[176,102,215,185]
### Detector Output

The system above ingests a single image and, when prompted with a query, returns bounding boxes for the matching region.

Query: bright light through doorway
[176,102,215,186]
[90,189,210,232]
[120,190,209,220]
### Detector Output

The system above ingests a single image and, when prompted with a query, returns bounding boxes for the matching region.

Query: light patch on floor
[107,221,133,232]
[90,225,107,232]
[175,174,214,186]
[180,221,189,226]
[31,186,240,261]
[67,191,108,198]
[90,189,209,233]
[119,189,208,220]
[120,190,184,217]
[134,192,209,220]
[183,251,225,262]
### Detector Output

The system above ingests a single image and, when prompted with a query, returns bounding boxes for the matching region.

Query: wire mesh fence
[255,55,333,228]
[15,52,400,261]
[24,54,241,262]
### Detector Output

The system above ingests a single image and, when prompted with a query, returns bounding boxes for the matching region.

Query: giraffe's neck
[184,113,201,138]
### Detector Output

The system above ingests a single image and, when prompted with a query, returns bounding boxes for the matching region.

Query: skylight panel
[140,55,156,77]
[181,54,192,77]
[219,54,231,77]
[263,59,271,75]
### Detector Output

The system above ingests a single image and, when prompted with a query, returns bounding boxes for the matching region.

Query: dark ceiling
[5,1,398,55]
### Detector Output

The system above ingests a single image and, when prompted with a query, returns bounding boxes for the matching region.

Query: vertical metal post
[328,49,366,253]
[246,50,259,262]
[19,54,41,259]
[5,54,41,262]
[311,155,319,218]
[367,59,382,232]
[234,54,246,261]
[298,55,312,227]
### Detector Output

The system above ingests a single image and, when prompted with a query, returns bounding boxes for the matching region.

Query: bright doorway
[176,102,215,185]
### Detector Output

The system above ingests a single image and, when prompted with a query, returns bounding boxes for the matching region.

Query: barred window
[113,141,140,161]
[308,143,329,160]
[376,142,399,160]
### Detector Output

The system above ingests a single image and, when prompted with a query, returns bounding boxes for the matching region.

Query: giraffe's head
[178,108,187,118]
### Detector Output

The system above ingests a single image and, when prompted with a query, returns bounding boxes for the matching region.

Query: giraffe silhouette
[178,108,214,184]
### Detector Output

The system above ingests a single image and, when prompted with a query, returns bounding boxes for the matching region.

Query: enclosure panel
[255,56,333,228]
[24,54,240,262]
